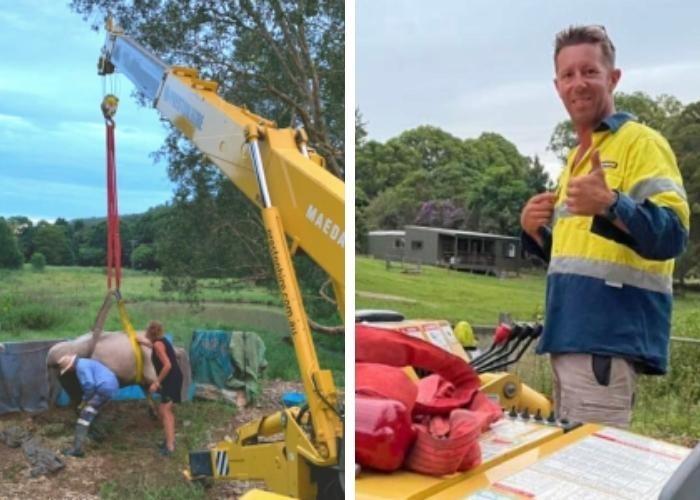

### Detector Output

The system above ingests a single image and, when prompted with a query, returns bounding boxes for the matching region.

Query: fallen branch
[308,318,344,335]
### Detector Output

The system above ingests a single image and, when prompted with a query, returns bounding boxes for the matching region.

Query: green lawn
[357,256,700,338]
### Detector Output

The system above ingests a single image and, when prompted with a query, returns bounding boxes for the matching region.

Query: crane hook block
[101,94,119,119]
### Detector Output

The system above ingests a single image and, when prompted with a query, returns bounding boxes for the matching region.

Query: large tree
[668,101,700,283]
[359,126,549,235]
[33,223,75,266]
[547,91,684,162]
[7,216,36,261]
[0,218,24,269]
[71,0,344,177]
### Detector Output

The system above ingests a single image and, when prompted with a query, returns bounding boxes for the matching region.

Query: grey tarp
[0,339,61,414]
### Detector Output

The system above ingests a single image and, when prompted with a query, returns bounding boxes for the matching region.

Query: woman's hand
[149,381,160,393]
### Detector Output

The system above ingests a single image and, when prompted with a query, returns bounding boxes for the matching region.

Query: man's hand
[566,150,616,216]
[521,192,557,245]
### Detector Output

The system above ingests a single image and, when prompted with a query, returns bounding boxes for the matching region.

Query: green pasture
[0,265,343,385]
[356,256,700,338]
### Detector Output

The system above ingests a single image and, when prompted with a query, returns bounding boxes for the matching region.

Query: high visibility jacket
[524,113,689,374]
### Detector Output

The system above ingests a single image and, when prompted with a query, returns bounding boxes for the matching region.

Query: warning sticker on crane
[215,449,229,477]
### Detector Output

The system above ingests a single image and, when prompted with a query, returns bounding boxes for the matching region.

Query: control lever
[473,323,530,370]
[470,323,517,368]
[476,323,543,373]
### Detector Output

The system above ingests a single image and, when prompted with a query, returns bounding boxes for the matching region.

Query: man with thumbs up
[520,25,689,428]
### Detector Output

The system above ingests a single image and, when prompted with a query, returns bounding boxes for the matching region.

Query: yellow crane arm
[98,30,344,308]
[98,24,344,498]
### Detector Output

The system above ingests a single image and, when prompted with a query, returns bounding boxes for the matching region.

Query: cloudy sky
[0,1,171,222]
[356,0,700,179]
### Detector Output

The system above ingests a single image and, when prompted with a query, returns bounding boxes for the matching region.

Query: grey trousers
[551,353,637,428]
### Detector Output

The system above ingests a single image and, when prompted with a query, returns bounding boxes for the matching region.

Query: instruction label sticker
[425,325,451,351]
[476,427,690,499]
[479,419,558,462]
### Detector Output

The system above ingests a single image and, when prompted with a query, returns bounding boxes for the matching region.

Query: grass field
[357,256,700,338]
[0,265,344,384]
[357,256,700,446]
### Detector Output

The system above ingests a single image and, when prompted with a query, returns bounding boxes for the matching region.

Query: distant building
[367,230,405,260]
[367,225,526,275]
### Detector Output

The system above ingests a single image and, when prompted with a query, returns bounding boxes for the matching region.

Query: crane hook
[101,94,119,121]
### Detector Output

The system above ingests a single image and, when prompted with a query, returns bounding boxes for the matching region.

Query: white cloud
[0,113,38,130]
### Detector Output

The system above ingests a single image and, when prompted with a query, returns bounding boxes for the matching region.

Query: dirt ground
[0,379,304,499]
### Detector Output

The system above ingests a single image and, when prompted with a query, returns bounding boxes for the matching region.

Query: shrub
[31,252,46,272]
[131,244,159,270]
[0,297,66,333]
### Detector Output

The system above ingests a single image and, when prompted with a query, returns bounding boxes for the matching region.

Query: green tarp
[189,330,267,404]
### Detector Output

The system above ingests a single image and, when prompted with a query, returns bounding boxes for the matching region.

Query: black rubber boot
[63,424,88,457]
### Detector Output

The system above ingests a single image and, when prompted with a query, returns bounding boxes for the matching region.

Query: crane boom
[99,23,344,499]
[100,30,344,306]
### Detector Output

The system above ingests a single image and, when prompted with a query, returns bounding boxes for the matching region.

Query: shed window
[505,243,516,258]
[411,240,423,250]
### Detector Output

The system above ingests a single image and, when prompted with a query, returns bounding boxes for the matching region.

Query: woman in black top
[146,320,183,455]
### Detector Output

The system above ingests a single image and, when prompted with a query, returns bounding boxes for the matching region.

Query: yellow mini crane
[97,20,343,499]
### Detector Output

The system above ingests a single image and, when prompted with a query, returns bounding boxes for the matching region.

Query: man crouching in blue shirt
[58,354,119,457]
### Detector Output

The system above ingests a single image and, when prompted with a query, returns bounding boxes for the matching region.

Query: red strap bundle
[355,324,481,413]
[355,324,503,475]
[404,409,483,476]
[468,391,504,432]
[415,375,502,431]
[355,396,416,472]
[356,362,418,415]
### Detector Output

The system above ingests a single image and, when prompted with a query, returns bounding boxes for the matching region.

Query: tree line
[355,114,550,248]
[1,208,169,271]
[0,189,335,321]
